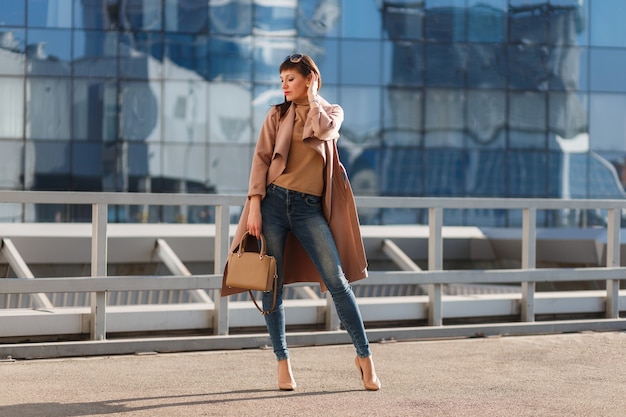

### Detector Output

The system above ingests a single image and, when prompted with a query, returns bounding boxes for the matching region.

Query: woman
[222,54,380,391]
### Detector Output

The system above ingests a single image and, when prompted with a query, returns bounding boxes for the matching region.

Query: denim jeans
[260,184,372,361]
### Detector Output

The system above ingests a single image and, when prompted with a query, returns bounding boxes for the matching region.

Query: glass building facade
[0,0,625,226]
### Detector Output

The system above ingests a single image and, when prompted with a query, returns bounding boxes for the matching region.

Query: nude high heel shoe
[355,355,381,391]
[277,358,297,391]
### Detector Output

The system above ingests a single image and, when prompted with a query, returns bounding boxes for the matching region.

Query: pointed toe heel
[278,358,297,391]
[355,355,381,391]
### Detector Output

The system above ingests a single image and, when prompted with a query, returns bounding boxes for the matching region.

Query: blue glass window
[73,79,117,142]
[72,141,103,178]
[165,0,208,33]
[548,0,588,46]
[466,149,506,196]
[254,1,295,35]
[26,78,71,140]
[297,0,341,38]
[118,0,162,31]
[0,140,25,189]
[424,148,465,196]
[340,0,381,39]
[548,46,585,91]
[165,34,209,79]
[340,40,381,86]
[467,90,506,145]
[507,150,548,197]
[508,91,547,134]
[589,48,626,93]
[590,0,626,47]
[30,140,70,175]
[383,40,423,87]
[302,38,339,85]
[382,0,424,40]
[508,44,549,90]
[208,36,251,82]
[74,0,118,30]
[26,28,72,75]
[73,30,118,78]
[380,146,422,195]
[383,87,423,145]
[28,0,72,28]
[549,91,588,141]
[163,79,207,143]
[208,81,252,144]
[425,89,464,134]
[0,1,26,27]
[209,0,252,35]
[339,86,382,144]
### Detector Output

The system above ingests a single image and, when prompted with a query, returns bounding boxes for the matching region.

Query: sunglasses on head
[285,54,304,63]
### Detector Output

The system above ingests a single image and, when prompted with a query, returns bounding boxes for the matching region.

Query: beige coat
[221,97,368,296]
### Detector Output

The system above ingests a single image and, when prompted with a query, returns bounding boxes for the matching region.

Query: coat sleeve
[248,107,280,199]
[306,98,344,141]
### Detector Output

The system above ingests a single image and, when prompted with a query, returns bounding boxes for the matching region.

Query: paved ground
[1,331,625,417]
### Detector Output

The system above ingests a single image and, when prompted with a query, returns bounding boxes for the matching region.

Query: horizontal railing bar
[0,190,626,210]
[1,267,624,294]
[0,275,223,294]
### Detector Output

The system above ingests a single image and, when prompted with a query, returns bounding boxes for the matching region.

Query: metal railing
[0,191,624,358]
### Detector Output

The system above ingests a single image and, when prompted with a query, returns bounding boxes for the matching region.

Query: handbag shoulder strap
[248,272,278,315]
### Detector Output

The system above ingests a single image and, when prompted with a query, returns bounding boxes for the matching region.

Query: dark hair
[275,54,322,118]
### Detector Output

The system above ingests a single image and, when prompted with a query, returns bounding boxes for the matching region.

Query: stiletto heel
[355,355,381,391]
[277,358,297,391]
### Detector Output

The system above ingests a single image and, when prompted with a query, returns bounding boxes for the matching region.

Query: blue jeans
[261,184,372,361]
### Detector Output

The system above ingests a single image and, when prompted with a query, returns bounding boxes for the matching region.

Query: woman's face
[280,69,308,102]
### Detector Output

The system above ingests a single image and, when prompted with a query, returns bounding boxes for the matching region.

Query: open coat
[221,97,368,296]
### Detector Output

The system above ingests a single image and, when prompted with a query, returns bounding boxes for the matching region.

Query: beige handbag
[225,231,278,315]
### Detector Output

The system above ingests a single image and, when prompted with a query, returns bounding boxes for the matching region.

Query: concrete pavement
[1,331,625,417]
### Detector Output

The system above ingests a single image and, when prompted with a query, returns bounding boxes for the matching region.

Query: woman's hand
[246,195,262,238]
[308,72,319,103]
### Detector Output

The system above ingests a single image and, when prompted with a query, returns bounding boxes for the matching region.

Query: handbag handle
[237,231,269,258]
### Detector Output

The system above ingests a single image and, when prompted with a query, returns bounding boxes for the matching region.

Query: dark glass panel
[384,40,424,87]
[208,0,252,35]
[382,0,424,40]
[118,0,162,31]
[467,90,506,145]
[425,0,466,42]
[548,0,588,45]
[74,0,119,30]
[0,140,25,189]
[165,0,208,33]
[547,45,584,91]
[507,44,549,90]
[509,0,548,45]
[465,149,506,197]
[165,33,209,79]
[383,87,423,144]
[425,43,466,87]
[297,0,341,38]
[467,43,506,88]
[72,141,103,179]
[467,0,507,43]
[73,79,117,141]
[548,91,588,140]
[208,36,251,81]
[119,31,164,79]
[424,148,465,196]
[507,150,548,197]
[508,91,547,135]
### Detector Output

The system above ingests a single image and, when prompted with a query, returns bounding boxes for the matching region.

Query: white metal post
[605,209,620,318]
[213,205,230,335]
[521,207,536,322]
[428,207,443,326]
[91,203,108,340]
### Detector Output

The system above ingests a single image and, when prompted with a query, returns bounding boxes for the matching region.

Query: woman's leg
[261,186,290,361]
[289,193,372,358]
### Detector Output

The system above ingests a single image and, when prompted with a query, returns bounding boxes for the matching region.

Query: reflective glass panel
[208,36,251,81]
[340,0,381,39]
[165,34,209,79]
[27,0,72,28]
[26,28,72,75]
[508,44,548,90]
[118,0,163,31]
[207,143,252,193]
[508,91,547,133]
[207,81,252,144]
[165,0,208,33]
[72,141,103,178]
[252,37,292,83]
[467,0,507,43]
[340,40,381,86]
[507,150,548,197]
[297,0,341,38]
[74,0,118,30]
[73,30,118,77]
[548,91,588,141]
[383,87,423,145]
[161,143,206,182]
[425,0,466,42]
[425,89,464,133]
[73,79,117,141]
[548,0,588,45]
[119,81,162,142]
[0,0,25,27]
[589,48,626,93]
[383,40,423,87]
[467,44,507,88]
[339,86,382,143]
[424,148,465,196]
[163,79,208,143]
[26,78,71,140]
[208,0,252,35]
[466,149,506,196]
[509,0,548,45]
[380,145,422,195]
[0,140,25,189]
[301,38,339,85]
[254,1,295,35]
[467,90,506,145]
[119,32,164,79]
[548,46,585,91]
[28,140,70,175]
[425,43,466,87]
[0,78,25,138]
[590,0,626,47]
[589,93,626,152]
[382,0,424,40]
[0,28,25,75]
